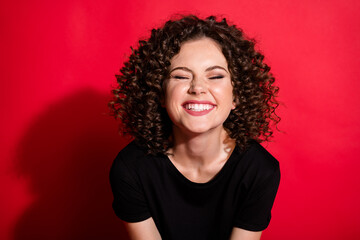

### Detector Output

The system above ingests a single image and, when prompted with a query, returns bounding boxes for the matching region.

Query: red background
[1,0,360,239]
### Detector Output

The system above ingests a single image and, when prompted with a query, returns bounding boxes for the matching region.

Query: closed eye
[209,75,224,80]
[172,75,189,80]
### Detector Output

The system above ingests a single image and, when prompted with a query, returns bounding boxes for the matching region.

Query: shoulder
[118,141,147,160]
[109,141,150,183]
[232,142,280,231]
[109,141,153,222]
[245,141,279,168]
[237,141,280,182]
[112,141,148,168]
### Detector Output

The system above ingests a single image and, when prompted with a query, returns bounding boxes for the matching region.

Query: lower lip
[183,107,214,116]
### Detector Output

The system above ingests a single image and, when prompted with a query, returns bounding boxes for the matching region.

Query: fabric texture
[109,141,280,240]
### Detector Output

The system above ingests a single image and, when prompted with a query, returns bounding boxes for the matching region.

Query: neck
[169,126,235,167]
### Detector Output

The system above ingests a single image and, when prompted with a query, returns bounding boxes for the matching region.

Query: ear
[231,97,238,110]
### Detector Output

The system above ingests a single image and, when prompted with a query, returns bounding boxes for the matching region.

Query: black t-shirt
[109,141,280,240]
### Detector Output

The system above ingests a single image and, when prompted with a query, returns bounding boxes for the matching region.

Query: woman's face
[163,37,235,136]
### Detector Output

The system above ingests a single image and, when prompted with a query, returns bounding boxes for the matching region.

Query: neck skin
[168,125,235,169]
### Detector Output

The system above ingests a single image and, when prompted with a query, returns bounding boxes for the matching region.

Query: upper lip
[182,100,216,106]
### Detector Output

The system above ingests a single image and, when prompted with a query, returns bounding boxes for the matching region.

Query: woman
[109,15,280,240]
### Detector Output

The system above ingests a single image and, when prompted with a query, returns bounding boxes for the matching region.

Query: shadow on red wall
[13,89,131,239]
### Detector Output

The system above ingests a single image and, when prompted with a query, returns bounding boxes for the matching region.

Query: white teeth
[184,104,214,111]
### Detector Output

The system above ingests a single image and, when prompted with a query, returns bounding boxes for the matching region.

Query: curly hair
[109,15,280,155]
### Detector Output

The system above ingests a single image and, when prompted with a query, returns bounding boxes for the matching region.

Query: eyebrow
[205,66,229,73]
[169,67,193,74]
[169,65,229,74]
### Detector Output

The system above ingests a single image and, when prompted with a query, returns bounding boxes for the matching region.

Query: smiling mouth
[183,103,215,111]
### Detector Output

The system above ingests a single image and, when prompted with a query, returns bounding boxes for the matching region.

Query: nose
[188,77,207,95]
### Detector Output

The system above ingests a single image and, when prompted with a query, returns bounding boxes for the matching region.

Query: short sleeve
[109,153,151,222]
[234,162,280,231]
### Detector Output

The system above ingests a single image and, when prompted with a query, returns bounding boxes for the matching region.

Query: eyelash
[171,75,224,80]
[209,75,224,79]
[172,75,189,79]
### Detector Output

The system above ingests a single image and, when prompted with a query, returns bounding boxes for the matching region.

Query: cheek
[164,88,175,106]
[165,84,187,104]
[214,84,234,104]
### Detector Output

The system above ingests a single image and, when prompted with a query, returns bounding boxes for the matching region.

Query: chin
[183,124,223,135]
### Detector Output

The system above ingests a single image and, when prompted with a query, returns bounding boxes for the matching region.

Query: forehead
[170,37,228,69]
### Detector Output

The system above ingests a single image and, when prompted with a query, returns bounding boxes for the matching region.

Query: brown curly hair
[109,15,280,155]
